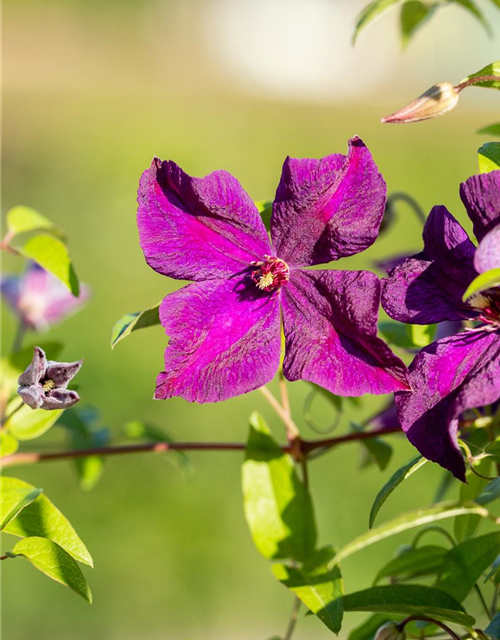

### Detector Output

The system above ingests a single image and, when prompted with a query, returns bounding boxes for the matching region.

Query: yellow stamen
[42,379,56,392]
[469,293,491,310]
[256,273,275,290]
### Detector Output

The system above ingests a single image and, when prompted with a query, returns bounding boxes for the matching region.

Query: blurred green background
[2,0,500,638]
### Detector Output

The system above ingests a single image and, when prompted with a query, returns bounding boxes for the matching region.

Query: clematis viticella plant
[382,170,500,480]
[137,136,409,403]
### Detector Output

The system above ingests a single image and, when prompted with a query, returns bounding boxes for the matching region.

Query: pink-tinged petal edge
[460,170,500,243]
[271,137,387,267]
[137,159,272,282]
[474,224,500,273]
[155,277,281,403]
[395,329,500,481]
[281,269,409,396]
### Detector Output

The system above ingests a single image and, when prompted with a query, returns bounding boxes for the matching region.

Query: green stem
[283,597,301,640]
[411,526,456,548]
[11,320,27,353]
[475,584,491,621]
[397,616,462,640]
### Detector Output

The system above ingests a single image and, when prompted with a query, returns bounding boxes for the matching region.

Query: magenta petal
[137,159,272,281]
[396,329,500,481]
[475,224,500,273]
[271,137,386,267]
[281,270,409,396]
[382,206,477,324]
[155,278,281,403]
[460,170,500,242]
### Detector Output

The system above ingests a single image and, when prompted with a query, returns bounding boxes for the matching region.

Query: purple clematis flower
[1,262,89,332]
[382,170,500,481]
[137,137,409,403]
[18,346,82,410]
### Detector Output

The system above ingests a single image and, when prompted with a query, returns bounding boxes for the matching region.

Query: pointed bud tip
[382,82,460,125]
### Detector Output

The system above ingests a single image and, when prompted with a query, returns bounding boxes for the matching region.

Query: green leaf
[435,532,500,602]
[13,233,79,296]
[485,613,500,639]
[6,206,63,238]
[343,585,474,627]
[454,458,490,541]
[272,547,343,634]
[477,123,500,137]
[255,200,272,232]
[10,537,92,603]
[123,420,193,479]
[348,614,396,640]
[400,1,435,47]
[353,0,405,44]
[3,477,93,566]
[110,303,161,348]
[369,455,427,528]
[0,477,43,529]
[374,545,448,584]
[479,143,500,173]
[378,321,436,349]
[476,478,500,505]
[242,412,316,562]
[5,404,64,441]
[463,59,500,90]
[449,0,491,33]
[352,423,393,471]
[1,431,19,457]
[333,503,490,565]
[462,268,500,301]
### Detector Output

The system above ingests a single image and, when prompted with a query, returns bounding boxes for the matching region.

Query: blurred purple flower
[18,346,82,410]
[1,263,89,332]
[137,137,409,403]
[382,170,500,480]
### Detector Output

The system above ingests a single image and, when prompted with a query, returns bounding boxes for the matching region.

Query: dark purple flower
[1,262,89,331]
[382,170,500,480]
[18,347,82,410]
[137,137,409,403]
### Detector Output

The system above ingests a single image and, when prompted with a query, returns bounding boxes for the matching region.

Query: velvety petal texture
[281,270,409,396]
[460,170,500,242]
[382,206,477,324]
[18,347,47,386]
[271,137,386,267]
[475,224,500,273]
[138,159,271,282]
[155,278,281,403]
[396,330,500,480]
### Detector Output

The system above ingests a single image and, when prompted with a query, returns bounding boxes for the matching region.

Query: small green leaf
[334,503,490,565]
[374,545,448,584]
[13,233,79,296]
[5,404,64,441]
[353,0,405,44]
[478,123,500,137]
[400,1,435,47]
[272,547,343,634]
[485,613,500,640]
[348,614,396,640]
[110,303,161,348]
[343,585,474,627]
[255,200,273,232]
[6,206,63,238]
[369,455,427,528]
[1,431,19,457]
[378,322,436,349]
[479,142,500,173]
[463,59,500,90]
[454,458,490,541]
[462,268,500,301]
[0,477,43,529]
[476,477,500,505]
[10,537,92,603]
[3,477,93,566]
[435,532,500,602]
[242,412,316,562]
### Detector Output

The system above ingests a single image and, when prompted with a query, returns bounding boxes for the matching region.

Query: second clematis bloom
[382,170,500,481]
[137,137,409,403]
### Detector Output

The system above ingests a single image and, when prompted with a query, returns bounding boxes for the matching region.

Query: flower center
[251,256,290,292]
[468,291,500,326]
[42,379,56,392]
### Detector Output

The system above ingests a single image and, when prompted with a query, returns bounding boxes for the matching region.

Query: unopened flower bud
[374,622,407,640]
[382,82,460,124]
